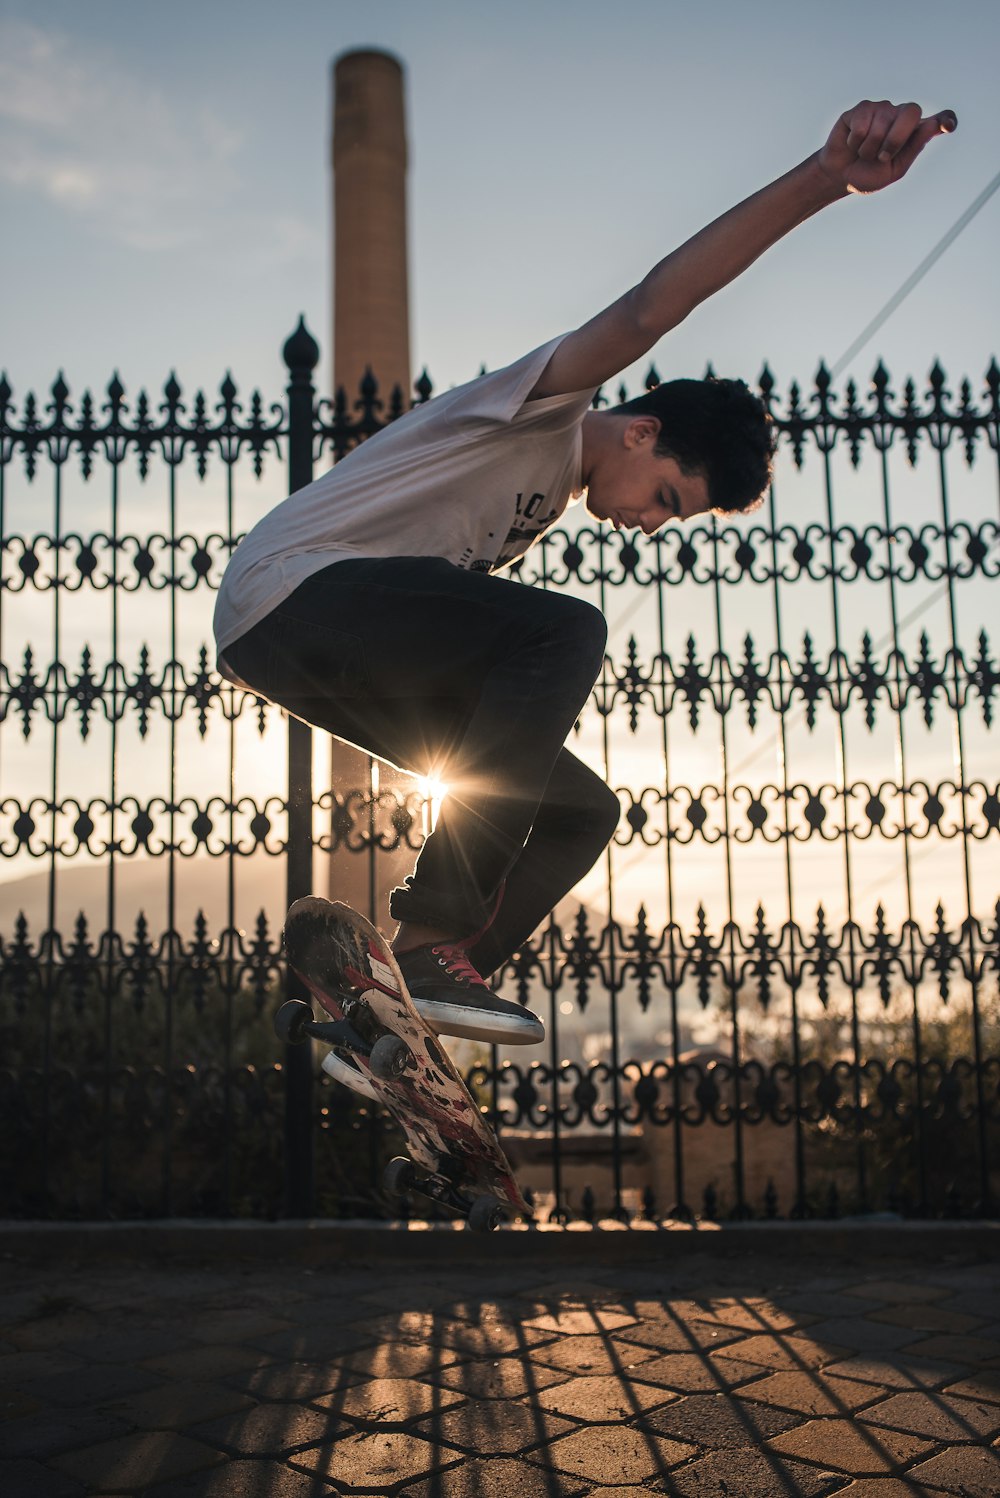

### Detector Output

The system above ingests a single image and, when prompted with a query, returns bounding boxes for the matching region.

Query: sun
[417,776,448,832]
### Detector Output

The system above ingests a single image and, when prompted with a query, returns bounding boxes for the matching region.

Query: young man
[214,99,955,1047]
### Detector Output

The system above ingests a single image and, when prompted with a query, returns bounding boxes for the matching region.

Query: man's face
[584,416,712,534]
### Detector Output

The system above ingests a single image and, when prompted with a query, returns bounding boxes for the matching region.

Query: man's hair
[615,377,775,514]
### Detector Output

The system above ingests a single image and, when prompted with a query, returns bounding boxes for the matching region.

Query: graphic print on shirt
[458,530,497,572]
[494,489,563,570]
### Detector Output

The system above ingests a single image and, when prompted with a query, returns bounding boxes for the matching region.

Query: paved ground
[2,1228,1000,1496]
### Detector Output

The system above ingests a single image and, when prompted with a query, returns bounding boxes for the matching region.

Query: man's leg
[224,557,611,1040]
[462,747,620,979]
[228,556,609,939]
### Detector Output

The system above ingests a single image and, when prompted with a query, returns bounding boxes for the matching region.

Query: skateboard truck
[274,999,417,1080]
[383,1155,505,1232]
[274,998,372,1058]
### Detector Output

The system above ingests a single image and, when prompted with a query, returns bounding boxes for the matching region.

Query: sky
[1,0,998,408]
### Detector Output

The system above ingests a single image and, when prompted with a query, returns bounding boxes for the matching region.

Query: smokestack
[332,49,411,402]
[328,49,414,920]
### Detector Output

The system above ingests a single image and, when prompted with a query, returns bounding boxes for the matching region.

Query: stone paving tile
[49,1432,224,1493]
[932,1289,1000,1320]
[639,1389,804,1447]
[0,1348,86,1382]
[899,1333,1000,1366]
[142,1344,276,1381]
[702,1296,830,1332]
[616,1295,718,1324]
[631,1350,774,1393]
[411,1394,575,1455]
[435,1319,559,1361]
[667,1448,844,1495]
[831,1483,938,1498]
[822,1354,966,1390]
[709,1330,851,1372]
[767,1417,935,1475]
[907,1266,1000,1292]
[0,1458,85,1498]
[867,1303,985,1335]
[426,1353,569,1401]
[100,1379,256,1430]
[0,1406,132,1460]
[21,1362,166,1408]
[531,1372,678,1423]
[843,1280,952,1305]
[525,1424,696,1484]
[734,1368,885,1416]
[147,1458,343,1496]
[188,1402,341,1457]
[520,1305,639,1336]
[358,1307,558,1362]
[580,1489,672,1498]
[340,1339,464,1381]
[861,1389,1000,1442]
[63,1328,192,1364]
[290,1427,463,1490]
[359,1277,478,1312]
[250,1321,385,1363]
[313,1374,466,1425]
[943,1369,1000,1404]
[0,1387,41,1420]
[189,1312,294,1345]
[452,1294,559,1324]
[778,1290,890,1318]
[905,1443,1000,1495]
[528,1332,662,1377]
[400,1457,588,1498]
[796,1317,925,1355]
[613,1316,743,1354]
[371,1267,532,1306]
[8,1308,102,1352]
[225,1357,369,1403]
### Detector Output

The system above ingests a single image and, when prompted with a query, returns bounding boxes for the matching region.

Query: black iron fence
[1,320,997,1223]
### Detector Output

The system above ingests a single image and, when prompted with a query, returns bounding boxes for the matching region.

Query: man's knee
[560,594,608,655]
[546,762,620,849]
[592,778,622,847]
[528,592,607,678]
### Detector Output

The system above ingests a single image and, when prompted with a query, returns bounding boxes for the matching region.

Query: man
[214,99,956,1047]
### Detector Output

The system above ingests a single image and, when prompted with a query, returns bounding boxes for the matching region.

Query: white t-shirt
[213,335,596,677]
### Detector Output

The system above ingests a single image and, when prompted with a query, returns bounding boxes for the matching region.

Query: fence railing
[1,319,997,1223]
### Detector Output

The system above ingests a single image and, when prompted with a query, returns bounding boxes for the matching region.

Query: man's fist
[817,100,957,195]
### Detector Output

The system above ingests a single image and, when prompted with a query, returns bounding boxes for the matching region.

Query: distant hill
[0,854,287,942]
[0,856,615,946]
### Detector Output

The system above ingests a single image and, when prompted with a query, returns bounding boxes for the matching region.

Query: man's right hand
[816,100,957,198]
[528,98,959,402]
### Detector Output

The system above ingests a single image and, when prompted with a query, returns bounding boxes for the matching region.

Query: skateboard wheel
[383,1156,416,1197]
[369,1033,413,1080]
[274,999,313,1045]
[468,1196,504,1233]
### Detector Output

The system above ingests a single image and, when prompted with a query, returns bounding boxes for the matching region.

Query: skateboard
[276,895,532,1232]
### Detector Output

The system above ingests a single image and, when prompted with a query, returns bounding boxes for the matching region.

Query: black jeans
[224,556,619,977]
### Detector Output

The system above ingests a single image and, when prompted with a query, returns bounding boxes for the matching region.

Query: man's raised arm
[529,100,957,401]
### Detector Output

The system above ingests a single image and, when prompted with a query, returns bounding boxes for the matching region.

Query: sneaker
[396,942,544,1046]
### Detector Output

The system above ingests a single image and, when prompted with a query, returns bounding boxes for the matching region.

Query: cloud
[0,16,316,262]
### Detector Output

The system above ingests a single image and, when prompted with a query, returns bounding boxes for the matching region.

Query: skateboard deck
[278,896,531,1229]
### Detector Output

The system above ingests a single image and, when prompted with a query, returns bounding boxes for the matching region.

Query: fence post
[282,315,319,1217]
